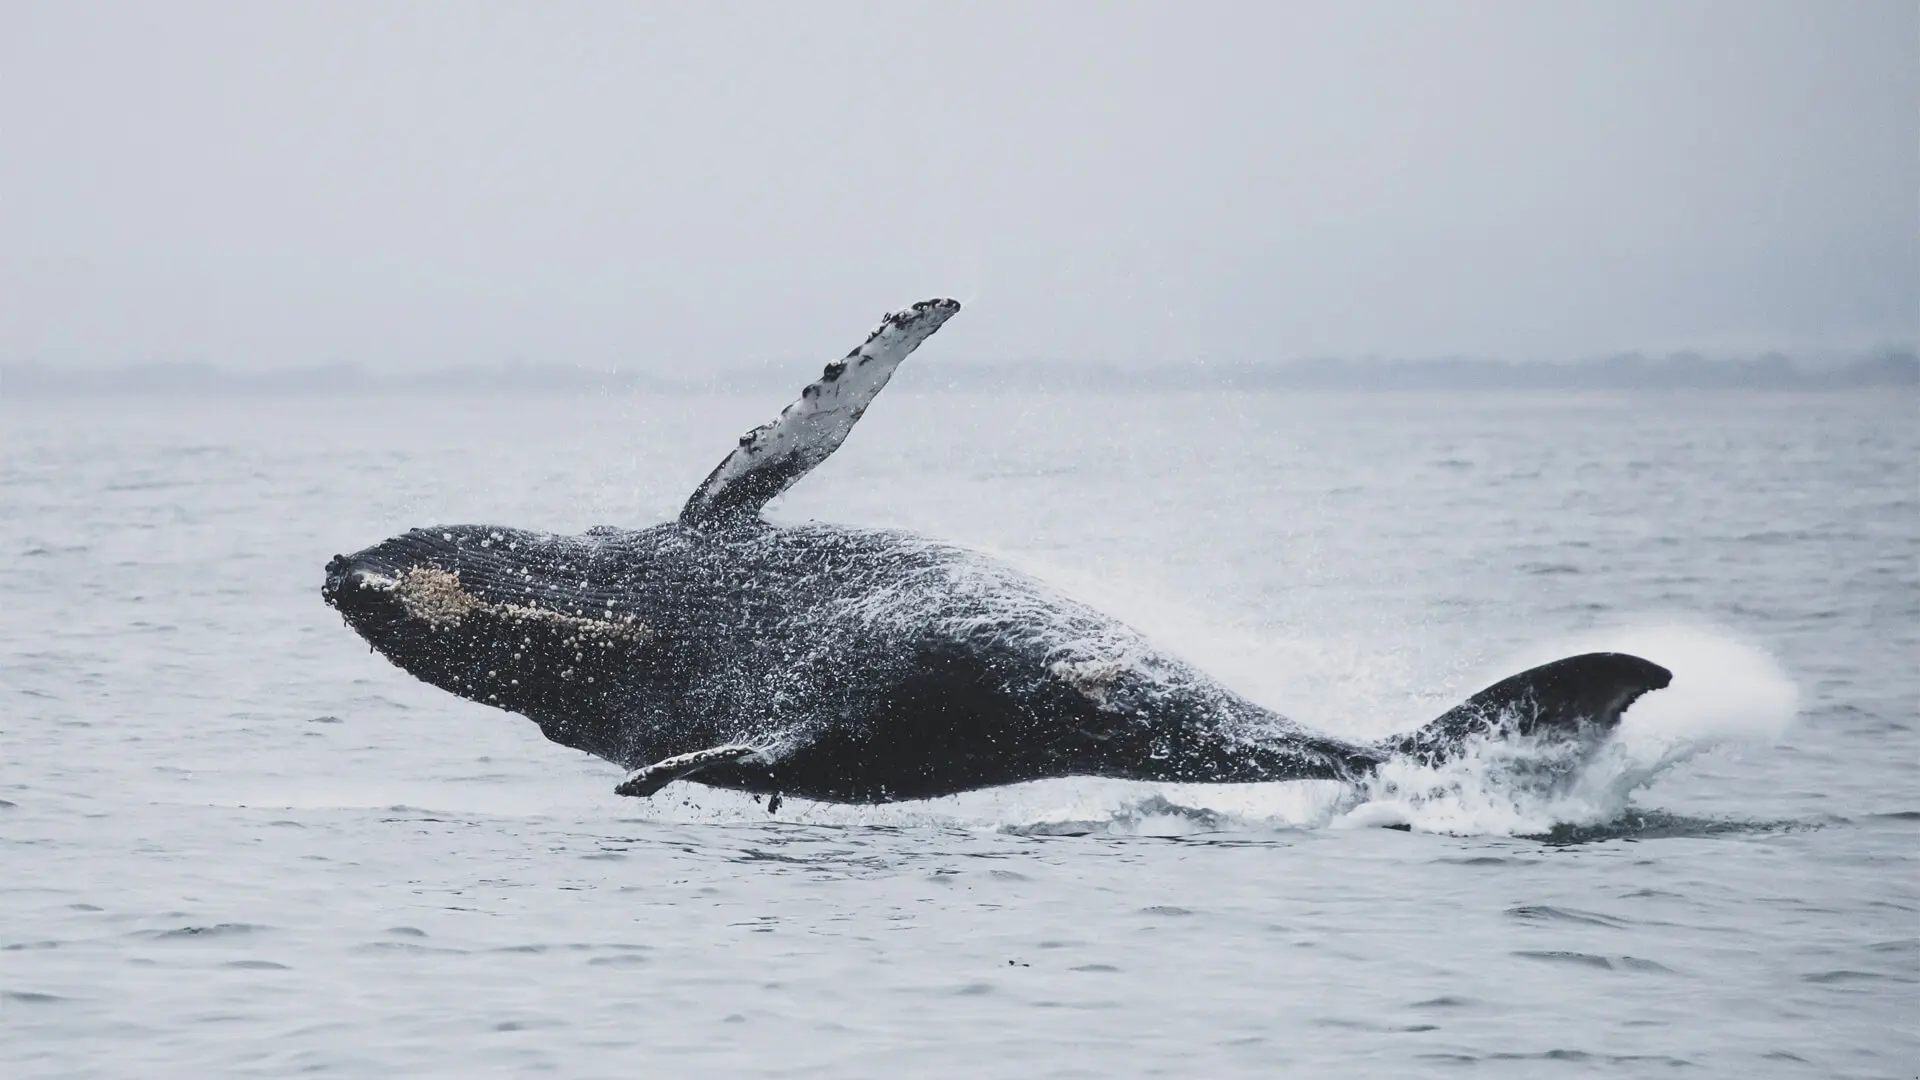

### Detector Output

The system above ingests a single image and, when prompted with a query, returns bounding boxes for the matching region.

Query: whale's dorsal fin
[679,298,961,527]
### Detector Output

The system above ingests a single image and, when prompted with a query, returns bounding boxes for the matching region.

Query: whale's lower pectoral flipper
[615,744,763,798]
[679,299,962,528]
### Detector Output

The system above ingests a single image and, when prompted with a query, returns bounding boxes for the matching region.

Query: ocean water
[1,388,1914,1078]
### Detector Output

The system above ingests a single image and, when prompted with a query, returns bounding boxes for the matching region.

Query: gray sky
[2,1,1914,371]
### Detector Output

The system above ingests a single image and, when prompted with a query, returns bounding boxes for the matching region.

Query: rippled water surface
[2,389,1914,1077]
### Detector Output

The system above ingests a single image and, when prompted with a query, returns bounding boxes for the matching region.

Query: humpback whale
[322,299,1670,806]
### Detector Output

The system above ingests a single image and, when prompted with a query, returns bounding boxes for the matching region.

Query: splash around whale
[322,299,1672,807]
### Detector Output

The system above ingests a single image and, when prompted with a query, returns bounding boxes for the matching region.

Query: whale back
[324,521,1152,766]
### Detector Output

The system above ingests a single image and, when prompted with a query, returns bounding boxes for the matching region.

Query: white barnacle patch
[494,598,655,645]
[1049,658,1132,711]
[391,565,654,645]
[394,566,482,629]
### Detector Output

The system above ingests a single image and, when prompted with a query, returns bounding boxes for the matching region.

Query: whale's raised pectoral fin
[615,744,762,798]
[1385,652,1672,766]
[679,299,961,528]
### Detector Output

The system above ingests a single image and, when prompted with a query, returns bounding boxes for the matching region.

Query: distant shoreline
[3,351,1914,397]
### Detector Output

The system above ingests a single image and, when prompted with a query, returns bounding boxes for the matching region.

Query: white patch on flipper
[679,299,961,525]
[615,744,763,798]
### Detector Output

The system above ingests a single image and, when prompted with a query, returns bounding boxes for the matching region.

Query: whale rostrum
[323,299,1671,806]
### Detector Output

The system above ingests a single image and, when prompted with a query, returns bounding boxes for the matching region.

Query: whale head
[323,528,479,641]
[322,527,657,758]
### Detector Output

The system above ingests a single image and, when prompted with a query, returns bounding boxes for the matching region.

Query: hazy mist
[3,1,1914,373]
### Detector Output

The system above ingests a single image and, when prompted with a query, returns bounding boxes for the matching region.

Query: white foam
[1552,622,1798,753]
[620,776,1349,836]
